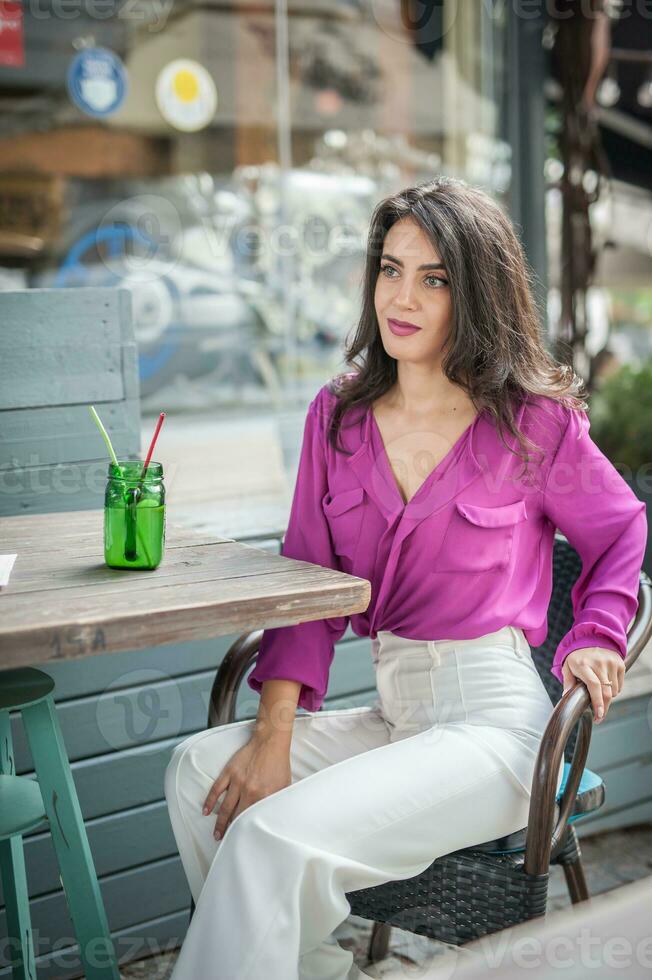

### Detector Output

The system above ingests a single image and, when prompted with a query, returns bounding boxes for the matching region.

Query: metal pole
[508,1,549,334]
[274,0,298,405]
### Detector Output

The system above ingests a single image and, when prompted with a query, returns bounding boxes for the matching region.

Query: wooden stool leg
[0,709,37,980]
[0,836,36,980]
[20,696,120,980]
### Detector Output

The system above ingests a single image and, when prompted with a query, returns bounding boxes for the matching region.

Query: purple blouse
[248,377,648,712]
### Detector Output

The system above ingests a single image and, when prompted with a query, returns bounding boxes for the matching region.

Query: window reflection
[0,0,510,411]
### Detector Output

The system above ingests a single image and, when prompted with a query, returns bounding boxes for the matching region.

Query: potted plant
[588,360,652,576]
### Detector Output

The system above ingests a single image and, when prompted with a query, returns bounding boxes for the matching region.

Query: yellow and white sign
[155,59,218,132]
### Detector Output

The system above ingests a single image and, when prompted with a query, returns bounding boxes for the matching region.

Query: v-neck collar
[367,404,486,510]
[343,398,491,537]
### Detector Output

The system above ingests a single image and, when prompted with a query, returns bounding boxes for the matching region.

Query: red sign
[0,2,24,68]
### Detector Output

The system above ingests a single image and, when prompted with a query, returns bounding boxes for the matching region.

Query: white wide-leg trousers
[165,625,565,980]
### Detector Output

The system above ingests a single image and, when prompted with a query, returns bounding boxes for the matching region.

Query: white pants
[165,625,565,980]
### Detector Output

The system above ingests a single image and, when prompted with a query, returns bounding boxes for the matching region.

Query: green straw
[89,405,122,476]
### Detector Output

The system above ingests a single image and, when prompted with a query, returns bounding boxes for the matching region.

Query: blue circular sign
[67,47,127,118]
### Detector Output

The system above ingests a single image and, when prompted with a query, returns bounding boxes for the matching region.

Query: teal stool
[0,668,120,979]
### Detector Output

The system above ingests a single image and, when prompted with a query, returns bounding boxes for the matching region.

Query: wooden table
[0,509,371,977]
[0,509,372,669]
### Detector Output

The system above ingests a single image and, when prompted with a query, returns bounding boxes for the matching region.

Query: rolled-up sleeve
[247,397,350,711]
[543,405,647,683]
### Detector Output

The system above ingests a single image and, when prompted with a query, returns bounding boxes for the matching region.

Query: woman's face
[373,217,453,364]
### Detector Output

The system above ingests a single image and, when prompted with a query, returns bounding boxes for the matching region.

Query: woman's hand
[561,647,625,724]
[201,732,292,840]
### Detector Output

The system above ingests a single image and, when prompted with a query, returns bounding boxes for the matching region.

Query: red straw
[140,412,166,483]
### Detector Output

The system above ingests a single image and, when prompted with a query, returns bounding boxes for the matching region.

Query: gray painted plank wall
[0,286,140,517]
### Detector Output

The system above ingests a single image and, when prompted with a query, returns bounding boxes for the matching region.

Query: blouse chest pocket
[433,498,528,574]
[322,486,365,560]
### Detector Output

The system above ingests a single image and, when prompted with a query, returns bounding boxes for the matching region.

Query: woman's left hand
[561,647,625,724]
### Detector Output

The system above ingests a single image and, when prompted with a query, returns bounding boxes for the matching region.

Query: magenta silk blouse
[247,376,648,712]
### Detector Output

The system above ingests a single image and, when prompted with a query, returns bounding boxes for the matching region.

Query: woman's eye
[380,266,448,288]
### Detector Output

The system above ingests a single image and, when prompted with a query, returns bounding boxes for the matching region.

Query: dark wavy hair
[325,176,587,480]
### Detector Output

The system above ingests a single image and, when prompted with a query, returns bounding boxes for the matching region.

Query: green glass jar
[104,460,166,570]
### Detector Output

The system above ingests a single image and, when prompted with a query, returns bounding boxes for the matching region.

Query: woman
[165,176,647,980]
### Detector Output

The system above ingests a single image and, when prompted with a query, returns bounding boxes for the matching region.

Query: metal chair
[193,533,652,962]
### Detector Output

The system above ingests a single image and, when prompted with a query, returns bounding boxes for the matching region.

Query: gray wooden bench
[0,287,140,517]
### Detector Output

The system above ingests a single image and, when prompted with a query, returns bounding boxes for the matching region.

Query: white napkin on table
[0,554,17,590]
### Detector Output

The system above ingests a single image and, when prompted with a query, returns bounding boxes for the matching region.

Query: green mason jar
[104,460,166,569]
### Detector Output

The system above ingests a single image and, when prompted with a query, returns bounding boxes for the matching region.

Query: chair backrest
[0,286,141,517]
[530,534,581,688]
[530,533,637,763]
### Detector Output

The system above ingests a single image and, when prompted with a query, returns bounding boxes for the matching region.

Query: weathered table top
[0,509,371,670]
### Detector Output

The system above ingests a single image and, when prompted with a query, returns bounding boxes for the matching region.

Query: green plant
[589,361,652,473]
